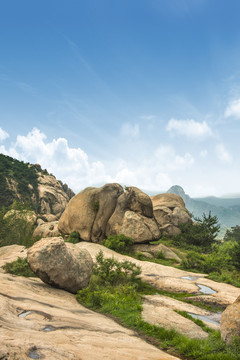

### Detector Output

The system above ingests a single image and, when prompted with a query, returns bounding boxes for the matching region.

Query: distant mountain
[0,154,75,220]
[167,185,240,228]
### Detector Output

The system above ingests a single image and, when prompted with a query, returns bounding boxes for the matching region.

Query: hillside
[167,185,240,228]
[0,154,74,220]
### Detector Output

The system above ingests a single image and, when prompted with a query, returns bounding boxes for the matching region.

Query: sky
[1,0,240,197]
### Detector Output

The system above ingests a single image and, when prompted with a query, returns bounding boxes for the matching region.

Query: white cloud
[225,98,240,119]
[120,122,139,138]
[166,118,213,138]
[215,144,232,163]
[0,127,9,141]
[154,145,194,170]
[2,128,110,192]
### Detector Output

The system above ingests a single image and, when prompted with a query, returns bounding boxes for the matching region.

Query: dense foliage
[65,231,81,244]
[102,234,134,253]
[0,154,41,210]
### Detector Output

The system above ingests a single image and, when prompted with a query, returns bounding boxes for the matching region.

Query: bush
[65,231,80,244]
[2,257,36,277]
[102,234,133,253]
[93,250,141,286]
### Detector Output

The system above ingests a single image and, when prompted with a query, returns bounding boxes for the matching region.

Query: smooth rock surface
[27,237,93,293]
[0,247,180,360]
[221,295,240,343]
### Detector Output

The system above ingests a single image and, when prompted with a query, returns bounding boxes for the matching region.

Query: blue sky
[1,0,240,197]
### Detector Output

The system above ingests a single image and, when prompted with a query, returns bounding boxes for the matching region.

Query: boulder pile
[58,184,191,243]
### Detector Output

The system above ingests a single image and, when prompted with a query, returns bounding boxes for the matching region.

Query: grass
[76,251,240,360]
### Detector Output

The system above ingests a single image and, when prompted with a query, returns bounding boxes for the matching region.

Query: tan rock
[27,237,93,293]
[58,183,123,242]
[37,173,74,219]
[0,248,180,360]
[33,221,60,238]
[133,243,181,262]
[151,193,191,237]
[106,187,161,243]
[220,295,240,343]
[3,209,37,226]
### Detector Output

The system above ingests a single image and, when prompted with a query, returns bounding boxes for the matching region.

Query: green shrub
[93,250,141,286]
[156,250,166,259]
[65,231,80,244]
[102,234,133,253]
[2,257,36,277]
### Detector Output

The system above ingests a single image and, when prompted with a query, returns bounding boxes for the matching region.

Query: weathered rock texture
[0,245,180,360]
[151,193,191,237]
[59,184,161,243]
[133,243,181,262]
[27,237,93,293]
[220,295,240,343]
[37,172,75,220]
[33,220,60,238]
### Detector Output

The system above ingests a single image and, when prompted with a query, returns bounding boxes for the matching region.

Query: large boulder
[27,237,93,293]
[220,295,240,343]
[151,193,191,237]
[58,183,124,242]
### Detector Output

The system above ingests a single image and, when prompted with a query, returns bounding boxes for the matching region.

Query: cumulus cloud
[166,118,213,138]
[199,150,208,158]
[120,122,139,138]
[225,98,240,119]
[215,144,232,163]
[2,128,111,192]
[0,127,9,142]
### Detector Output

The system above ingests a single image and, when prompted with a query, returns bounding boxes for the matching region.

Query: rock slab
[27,237,93,293]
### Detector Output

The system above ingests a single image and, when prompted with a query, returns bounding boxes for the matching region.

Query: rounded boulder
[27,237,93,293]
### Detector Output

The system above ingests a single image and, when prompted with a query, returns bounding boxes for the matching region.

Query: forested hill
[167,185,240,228]
[0,154,74,216]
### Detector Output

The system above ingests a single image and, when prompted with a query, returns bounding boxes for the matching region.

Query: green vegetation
[0,205,37,248]
[0,154,41,211]
[102,234,134,253]
[77,251,240,360]
[92,200,99,212]
[65,231,81,244]
[174,212,220,251]
[2,257,36,277]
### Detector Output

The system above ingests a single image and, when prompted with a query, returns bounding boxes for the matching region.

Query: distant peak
[167,185,187,200]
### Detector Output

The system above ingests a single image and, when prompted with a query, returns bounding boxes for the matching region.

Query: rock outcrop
[133,243,181,262]
[37,172,75,220]
[27,237,93,293]
[59,184,161,243]
[220,295,240,343]
[151,193,191,237]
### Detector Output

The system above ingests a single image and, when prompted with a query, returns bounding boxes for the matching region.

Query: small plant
[102,234,133,253]
[65,231,80,244]
[92,201,99,212]
[2,257,36,277]
[156,250,166,260]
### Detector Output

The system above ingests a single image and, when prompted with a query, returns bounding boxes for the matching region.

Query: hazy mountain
[167,185,240,228]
